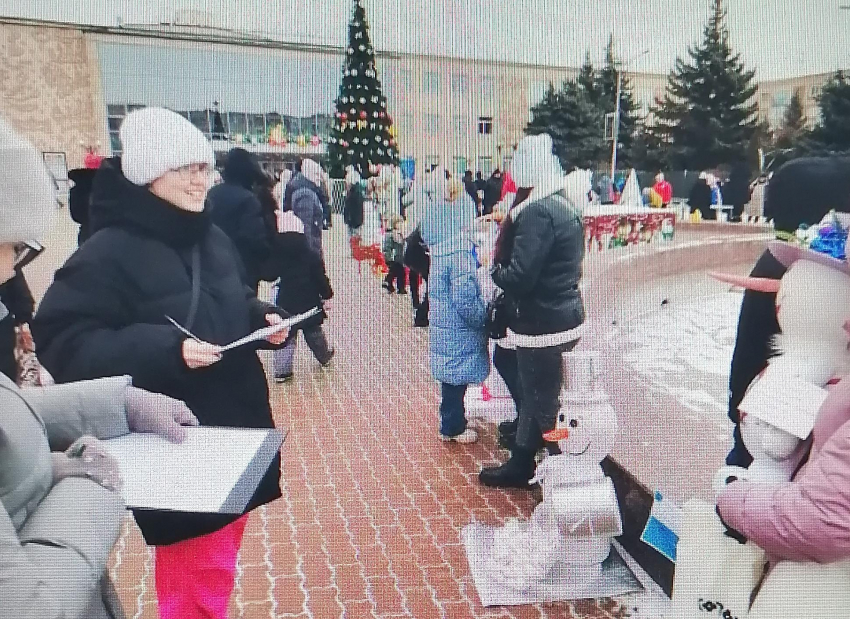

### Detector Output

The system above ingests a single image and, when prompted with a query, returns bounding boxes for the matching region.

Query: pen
[165,315,203,343]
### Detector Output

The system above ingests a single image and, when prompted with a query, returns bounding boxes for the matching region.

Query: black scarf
[88,158,211,248]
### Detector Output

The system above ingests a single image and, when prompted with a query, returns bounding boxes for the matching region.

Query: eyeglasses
[173,163,212,180]
[13,241,44,269]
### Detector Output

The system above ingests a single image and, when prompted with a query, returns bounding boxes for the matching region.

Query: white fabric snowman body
[712,247,850,491]
[490,351,622,592]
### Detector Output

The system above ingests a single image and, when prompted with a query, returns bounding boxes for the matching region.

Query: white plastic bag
[671,499,766,619]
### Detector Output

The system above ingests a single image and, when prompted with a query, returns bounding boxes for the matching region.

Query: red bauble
[341,112,348,121]
[379,111,386,118]
[359,110,368,120]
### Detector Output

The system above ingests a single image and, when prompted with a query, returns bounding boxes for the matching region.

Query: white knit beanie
[120,107,215,186]
[0,116,57,243]
[510,134,564,192]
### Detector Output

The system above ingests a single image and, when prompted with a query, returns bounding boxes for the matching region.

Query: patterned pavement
[108,218,658,619]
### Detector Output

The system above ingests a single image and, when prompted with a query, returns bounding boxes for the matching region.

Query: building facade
[1,17,843,178]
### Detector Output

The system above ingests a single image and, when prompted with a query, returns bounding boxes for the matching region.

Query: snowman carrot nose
[543,428,570,441]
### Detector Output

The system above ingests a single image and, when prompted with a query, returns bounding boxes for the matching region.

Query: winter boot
[497,419,518,450]
[478,448,536,489]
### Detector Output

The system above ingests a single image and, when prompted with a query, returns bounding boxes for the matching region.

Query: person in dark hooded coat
[725,161,753,222]
[725,156,850,466]
[31,108,288,619]
[206,148,273,291]
[688,172,713,220]
[68,167,98,245]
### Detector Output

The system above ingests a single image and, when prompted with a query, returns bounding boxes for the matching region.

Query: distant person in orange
[652,173,673,207]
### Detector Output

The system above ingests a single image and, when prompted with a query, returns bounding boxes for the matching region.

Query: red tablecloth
[584,211,676,252]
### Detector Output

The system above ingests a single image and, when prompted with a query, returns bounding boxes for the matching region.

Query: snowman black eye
[558,414,565,423]
[570,419,579,428]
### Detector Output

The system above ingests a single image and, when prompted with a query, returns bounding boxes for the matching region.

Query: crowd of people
[6,97,850,618]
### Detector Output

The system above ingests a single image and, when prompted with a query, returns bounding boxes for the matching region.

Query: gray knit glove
[125,386,199,443]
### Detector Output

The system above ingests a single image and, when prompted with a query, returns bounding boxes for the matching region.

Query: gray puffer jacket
[0,372,131,619]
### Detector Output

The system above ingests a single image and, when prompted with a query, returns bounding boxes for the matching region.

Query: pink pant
[154,515,249,619]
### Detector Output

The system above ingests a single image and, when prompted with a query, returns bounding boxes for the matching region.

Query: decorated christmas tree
[327,0,400,178]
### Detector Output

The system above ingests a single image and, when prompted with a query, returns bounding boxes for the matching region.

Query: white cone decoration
[619,169,643,208]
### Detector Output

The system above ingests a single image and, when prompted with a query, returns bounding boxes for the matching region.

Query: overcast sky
[2,0,848,80]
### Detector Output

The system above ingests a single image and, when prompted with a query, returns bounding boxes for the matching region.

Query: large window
[478,116,494,135]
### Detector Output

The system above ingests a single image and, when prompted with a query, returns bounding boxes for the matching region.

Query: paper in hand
[738,367,828,439]
[219,307,320,351]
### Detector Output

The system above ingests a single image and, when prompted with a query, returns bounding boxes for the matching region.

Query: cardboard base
[463,522,643,607]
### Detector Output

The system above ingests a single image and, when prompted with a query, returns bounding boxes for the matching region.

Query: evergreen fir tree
[645,0,758,169]
[769,89,807,168]
[327,0,399,178]
[526,80,605,170]
[808,71,850,155]
[577,53,600,105]
[596,35,641,167]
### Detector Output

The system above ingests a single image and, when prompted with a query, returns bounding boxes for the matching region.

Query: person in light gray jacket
[0,116,199,619]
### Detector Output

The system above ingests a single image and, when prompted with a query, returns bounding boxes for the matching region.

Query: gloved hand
[125,385,199,443]
[52,435,122,492]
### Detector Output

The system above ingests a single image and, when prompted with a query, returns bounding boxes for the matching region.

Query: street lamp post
[609,48,650,183]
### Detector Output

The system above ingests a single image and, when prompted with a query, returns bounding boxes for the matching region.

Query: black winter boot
[497,419,518,450]
[478,448,536,489]
[498,418,518,438]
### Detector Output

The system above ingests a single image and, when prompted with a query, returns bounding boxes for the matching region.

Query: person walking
[288,159,326,258]
[422,174,487,443]
[206,148,273,291]
[270,210,334,383]
[478,134,586,489]
[32,107,288,619]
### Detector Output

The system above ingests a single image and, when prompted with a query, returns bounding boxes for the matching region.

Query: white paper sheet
[102,427,283,513]
[220,308,321,351]
[738,368,828,439]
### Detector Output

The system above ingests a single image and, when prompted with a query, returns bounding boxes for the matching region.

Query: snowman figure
[488,351,622,594]
[711,239,850,491]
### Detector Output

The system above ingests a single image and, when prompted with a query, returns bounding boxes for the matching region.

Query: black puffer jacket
[207,182,273,290]
[271,232,333,330]
[32,158,282,546]
[492,192,585,338]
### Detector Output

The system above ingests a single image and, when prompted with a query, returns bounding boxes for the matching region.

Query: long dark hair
[492,187,532,265]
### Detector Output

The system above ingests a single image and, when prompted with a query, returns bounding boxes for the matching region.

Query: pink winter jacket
[717,377,850,563]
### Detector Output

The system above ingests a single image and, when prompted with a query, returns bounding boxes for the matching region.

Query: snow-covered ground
[605,291,744,424]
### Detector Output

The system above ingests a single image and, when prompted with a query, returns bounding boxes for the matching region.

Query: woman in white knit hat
[32,107,288,619]
[0,116,204,618]
[479,133,586,489]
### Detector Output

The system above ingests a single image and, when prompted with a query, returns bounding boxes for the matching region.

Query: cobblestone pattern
[108,222,638,618]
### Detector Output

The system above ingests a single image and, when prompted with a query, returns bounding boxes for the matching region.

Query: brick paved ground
[108,218,662,619]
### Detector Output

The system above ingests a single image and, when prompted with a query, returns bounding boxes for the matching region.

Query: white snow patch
[606,293,743,421]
